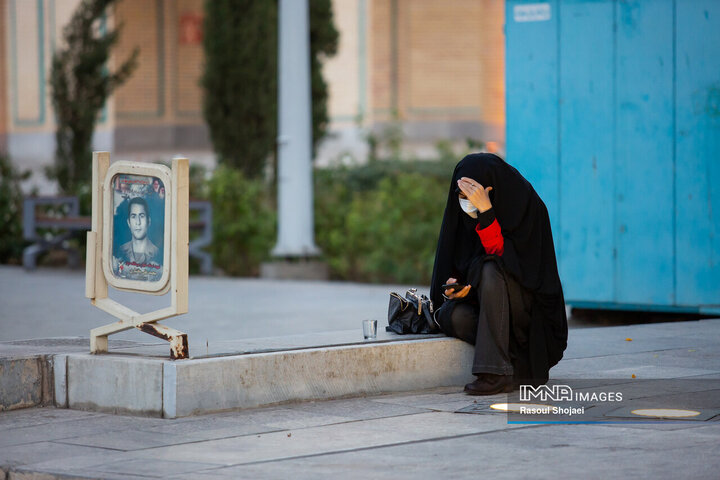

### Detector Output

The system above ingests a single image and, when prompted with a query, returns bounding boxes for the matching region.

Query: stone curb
[0,356,54,412]
[63,337,475,418]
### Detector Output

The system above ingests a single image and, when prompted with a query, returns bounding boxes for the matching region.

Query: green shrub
[207,139,475,283]
[348,173,446,283]
[188,163,210,200]
[312,139,482,283]
[207,166,276,276]
[314,166,353,276]
[0,155,30,264]
[315,161,450,284]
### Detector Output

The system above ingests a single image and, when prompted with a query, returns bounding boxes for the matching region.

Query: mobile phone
[442,283,466,293]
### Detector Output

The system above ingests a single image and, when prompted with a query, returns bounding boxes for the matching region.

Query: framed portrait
[102,162,172,293]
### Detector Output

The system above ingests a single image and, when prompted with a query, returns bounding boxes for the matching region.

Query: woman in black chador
[430,153,568,395]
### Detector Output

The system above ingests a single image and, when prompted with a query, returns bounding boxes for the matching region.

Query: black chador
[430,153,568,386]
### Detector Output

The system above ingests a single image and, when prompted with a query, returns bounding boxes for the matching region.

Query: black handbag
[386,288,441,334]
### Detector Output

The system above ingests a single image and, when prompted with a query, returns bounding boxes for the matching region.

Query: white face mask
[459,198,478,215]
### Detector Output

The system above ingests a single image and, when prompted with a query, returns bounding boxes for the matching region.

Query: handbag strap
[390,292,410,312]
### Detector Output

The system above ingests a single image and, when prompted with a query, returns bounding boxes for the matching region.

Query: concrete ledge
[67,355,163,417]
[0,338,165,412]
[64,336,474,418]
[53,355,68,408]
[0,356,53,412]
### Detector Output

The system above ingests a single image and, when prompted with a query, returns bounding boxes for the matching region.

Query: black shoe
[464,374,514,396]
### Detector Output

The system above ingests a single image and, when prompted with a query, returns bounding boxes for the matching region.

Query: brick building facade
[369,0,504,142]
[2,0,505,191]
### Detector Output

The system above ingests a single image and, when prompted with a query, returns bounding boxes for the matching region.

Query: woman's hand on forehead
[457,177,493,213]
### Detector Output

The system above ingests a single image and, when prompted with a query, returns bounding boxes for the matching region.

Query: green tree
[48,0,138,198]
[0,155,31,263]
[202,0,338,178]
[202,0,277,179]
[309,0,339,154]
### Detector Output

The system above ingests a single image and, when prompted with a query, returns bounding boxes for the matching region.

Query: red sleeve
[475,218,504,256]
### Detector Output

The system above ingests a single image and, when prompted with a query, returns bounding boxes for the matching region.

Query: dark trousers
[438,260,526,376]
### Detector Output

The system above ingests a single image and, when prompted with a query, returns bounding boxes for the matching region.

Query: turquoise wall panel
[506,0,720,311]
[615,0,675,304]
[558,0,615,302]
[675,0,720,306]
[505,0,560,228]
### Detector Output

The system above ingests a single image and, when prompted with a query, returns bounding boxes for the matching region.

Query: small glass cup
[362,319,378,340]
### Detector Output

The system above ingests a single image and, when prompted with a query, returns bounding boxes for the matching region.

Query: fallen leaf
[625,338,632,342]
[287,433,292,437]
[631,374,636,379]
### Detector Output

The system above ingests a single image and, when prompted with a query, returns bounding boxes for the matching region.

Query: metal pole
[272,0,320,257]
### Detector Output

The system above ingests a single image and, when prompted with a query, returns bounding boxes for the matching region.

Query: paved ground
[1,266,719,479]
[0,320,718,478]
[0,265,691,346]
[1,383,717,479]
[0,265,414,344]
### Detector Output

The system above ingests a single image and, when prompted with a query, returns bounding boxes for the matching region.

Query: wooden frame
[86,152,190,359]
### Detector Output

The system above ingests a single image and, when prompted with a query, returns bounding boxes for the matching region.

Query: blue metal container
[505,0,719,313]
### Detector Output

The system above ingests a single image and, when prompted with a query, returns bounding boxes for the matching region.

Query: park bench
[188,200,213,275]
[22,196,213,274]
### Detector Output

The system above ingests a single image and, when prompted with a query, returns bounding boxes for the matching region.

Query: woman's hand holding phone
[444,277,471,299]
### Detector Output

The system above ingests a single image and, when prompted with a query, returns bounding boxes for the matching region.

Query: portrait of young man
[111,175,165,282]
[120,197,159,265]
